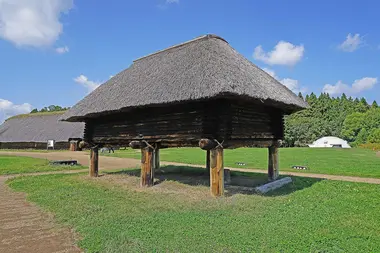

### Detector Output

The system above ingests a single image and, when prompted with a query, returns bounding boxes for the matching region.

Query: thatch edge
[6,111,67,121]
[61,92,307,122]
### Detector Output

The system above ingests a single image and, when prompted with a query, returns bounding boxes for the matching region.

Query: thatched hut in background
[0,112,84,150]
[62,34,307,196]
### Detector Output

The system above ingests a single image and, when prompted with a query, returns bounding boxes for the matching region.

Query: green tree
[30,105,68,113]
[356,97,370,113]
[368,129,380,143]
[341,112,365,143]
[353,128,369,146]
[283,93,376,147]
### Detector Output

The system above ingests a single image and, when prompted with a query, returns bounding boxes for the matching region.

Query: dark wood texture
[154,147,160,171]
[0,141,71,150]
[89,147,99,177]
[129,141,146,149]
[199,139,218,150]
[141,147,154,186]
[85,98,284,149]
[206,150,210,172]
[268,146,279,181]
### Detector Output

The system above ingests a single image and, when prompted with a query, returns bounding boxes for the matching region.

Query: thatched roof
[0,112,84,143]
[62,34,308,122]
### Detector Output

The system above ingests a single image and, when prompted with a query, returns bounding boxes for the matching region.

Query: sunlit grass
[7,167,380,252]
[0,156,84,175]
[103,147,380,178]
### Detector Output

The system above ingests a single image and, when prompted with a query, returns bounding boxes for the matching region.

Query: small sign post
[47,140,55,150]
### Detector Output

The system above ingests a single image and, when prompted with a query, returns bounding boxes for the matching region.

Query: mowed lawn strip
[103,147,380,178]
[0,155,84,175]
[7,170,380,253]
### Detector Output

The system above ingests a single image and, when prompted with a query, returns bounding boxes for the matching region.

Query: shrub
[359,143,380,151]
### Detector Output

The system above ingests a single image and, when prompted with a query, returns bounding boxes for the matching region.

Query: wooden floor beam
[268,145,279,181]
[89,147,99,177]
[210,147,224,196]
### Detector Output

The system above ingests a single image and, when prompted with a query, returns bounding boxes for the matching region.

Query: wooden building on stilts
[61,34,307,196]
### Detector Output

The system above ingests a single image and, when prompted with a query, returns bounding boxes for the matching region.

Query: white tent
[308,136,351,148]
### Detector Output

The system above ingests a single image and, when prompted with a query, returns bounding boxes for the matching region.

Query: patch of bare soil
[81,167,266,202]
[377,151,380,157]
[0,177,81,253]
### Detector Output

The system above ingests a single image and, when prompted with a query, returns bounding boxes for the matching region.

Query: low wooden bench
[49,160,78,166]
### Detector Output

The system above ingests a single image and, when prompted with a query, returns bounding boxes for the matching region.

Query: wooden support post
[89,147,99,177]
[224,169,231,184]
[141,147,154,187]
[206,150,210,172]
[268,145,279,181]
[210,147,224,196]
[154,147,160,171]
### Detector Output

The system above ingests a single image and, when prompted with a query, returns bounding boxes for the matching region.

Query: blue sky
[0,0,379,122]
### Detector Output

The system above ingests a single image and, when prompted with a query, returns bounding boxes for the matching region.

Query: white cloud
[74,75,101,93]
[262,68,277,78]
[280,78,307,94]
[338,33,363,52]
[352,77,377,93]
[323,77,377,95]
[262,68,306,93]
[55,46,69,54]
[158,0,179,9]
[0,99,32,123]
[0,0,73,47]
[253,41,305,66]
[323,81,349,95]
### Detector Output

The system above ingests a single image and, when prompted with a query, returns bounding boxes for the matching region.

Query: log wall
[86,98,284,147]
[0,141,71,150]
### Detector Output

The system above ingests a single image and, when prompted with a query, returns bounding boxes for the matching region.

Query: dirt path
[0,176,81,253]
[1,151,380,252]
[1,151,380,185]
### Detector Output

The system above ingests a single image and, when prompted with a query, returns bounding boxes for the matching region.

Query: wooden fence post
[89,147,99,177]
[141,146,154,187]
[210,147,224,196]
[206,150,210,173]
[268,146,279,181]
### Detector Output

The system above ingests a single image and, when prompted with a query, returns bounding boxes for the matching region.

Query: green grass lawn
[7,168,380,252]
[103,147,380,178]
[0,149,66,152]
[0,155,84,175]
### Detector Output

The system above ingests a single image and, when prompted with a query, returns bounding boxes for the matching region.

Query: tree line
[30,105,70,113]
[284,93,380,147]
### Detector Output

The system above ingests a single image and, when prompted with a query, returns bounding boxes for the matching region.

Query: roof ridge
[5,111,67,121]
[133,34,228,63]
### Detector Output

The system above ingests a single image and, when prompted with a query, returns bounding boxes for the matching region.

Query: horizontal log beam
[129,141,147,149]
[94,139,282,149]
[199,139,218,150]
